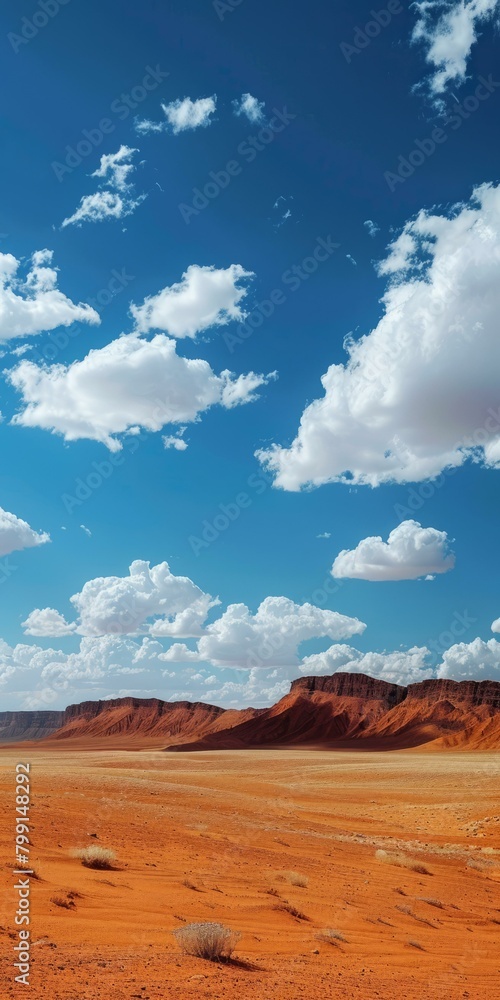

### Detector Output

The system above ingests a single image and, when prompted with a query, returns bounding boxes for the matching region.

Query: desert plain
[0,746,499,999]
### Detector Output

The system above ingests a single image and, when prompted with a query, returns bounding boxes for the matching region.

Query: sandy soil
[1,747,499,999]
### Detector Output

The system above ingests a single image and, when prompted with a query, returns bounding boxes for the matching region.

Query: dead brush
[282,871,309,888]
[73,846,116,870]
[395,904,436,927]
[50,895,75,910]
[273,901,309,921]
[173,922,240,962]
[417,897,444,909]
[316,928,347,945]
[375,849,431,875]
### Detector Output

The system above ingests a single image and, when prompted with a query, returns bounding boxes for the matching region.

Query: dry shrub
[467,857,492,871]
[73,846,116,870]
[375,849,431,875]
[173,922,240,961]
[407,939,425,950]
[181,878,198,890]
[317,928,347,945]
[50,895,75,909]
[395,904,435,927]
[274,902,309,921]
[418,897,444,909]
[284,871,309,888]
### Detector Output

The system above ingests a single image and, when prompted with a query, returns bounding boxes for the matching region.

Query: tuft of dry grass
[273,902,309,921]
[73,846,116,870]
[181,878,199,890]
[50,895,75,909]
[375,849,431,875]
[417,897,444,909]
[316,928,347,945]
[407,939,425,950]
[283,871,309,888]
[173,922,240,962]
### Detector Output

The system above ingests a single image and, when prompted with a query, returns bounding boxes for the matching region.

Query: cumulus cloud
[0,507,50,557]
[91,145,138,191]
[331,520,455,582]
[257,183,500,489]
[364,219,380,237]
[232,93,266,123]
[300,644,435,686]
[412,0,500,98]
[193,597,366,669]
[437,636,500,679]
[22,608,76,637]
[137,96,217,134]
[0,249,99,342]
[62,147,144,227]
[131,264,254,338]
[8,333,273,450]
[491,617,500,632]
[67,560,218,637]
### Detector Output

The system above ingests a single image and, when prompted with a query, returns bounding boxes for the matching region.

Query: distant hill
[2,673,500,750]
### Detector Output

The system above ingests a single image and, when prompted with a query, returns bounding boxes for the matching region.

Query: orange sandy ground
[0,748,499,999]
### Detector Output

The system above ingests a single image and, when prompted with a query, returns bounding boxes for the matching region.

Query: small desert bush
[407,939,425,950]
[50,895,75,909]
[173,922,240,961]
[284,871,309,888]
[317,928,347,944]
[417,897,444,909]
[375,849,431,875]
[73,846,116,870]
[274,901,309,921]
[467,857,493,871]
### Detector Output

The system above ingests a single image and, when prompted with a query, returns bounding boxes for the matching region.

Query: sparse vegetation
[317,928,347,944]
[407,939,425,950]
[284,871,309,888]
[375,849,431,875]
[395,904,435,927]
[173,922,240,961]
[181,878,198,890]
[417,897,444,909]
[273,901,309,921]
[73,846,116,870]
[50,895,75,909]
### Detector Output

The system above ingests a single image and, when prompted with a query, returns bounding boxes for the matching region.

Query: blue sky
[1,0,500,710]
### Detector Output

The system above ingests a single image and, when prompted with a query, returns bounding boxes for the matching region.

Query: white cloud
[163,428,188,451]
[437,636,500,679]
[22,608,76,637]
[412,0,500,97]
[61,190,144,228]
[80,524,92,537]
[194,597,366,669]
[146,96,217,133]
[331,520,455,582]
[131,264,254,338]
[0,249,99,342]
[160,643,201,663]
[300,644,435,686]
[257,183,500,489]
[91,145,138,192]
[69,560,218,637]
[62,147,144,227]
[9,333,273,450]
[491,617,500,632]
[0,507,50,557]
[317,532,331,539]
[232,93,265,123]
[364,219,380,237]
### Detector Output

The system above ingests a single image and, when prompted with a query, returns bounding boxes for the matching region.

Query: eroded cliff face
[3,674,500,749]
[0,711,64,741]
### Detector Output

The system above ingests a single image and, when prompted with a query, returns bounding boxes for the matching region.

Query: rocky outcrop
[0,711,64,742]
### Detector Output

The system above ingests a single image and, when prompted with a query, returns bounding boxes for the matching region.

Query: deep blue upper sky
[0,0,499,709]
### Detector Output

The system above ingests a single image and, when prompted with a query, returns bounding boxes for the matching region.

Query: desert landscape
[1,674,500,999]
